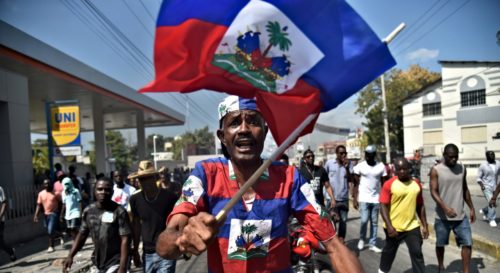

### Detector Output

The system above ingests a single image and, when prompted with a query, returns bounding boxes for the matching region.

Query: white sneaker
[60,237,65,246]
[490,220,497,227]
[378,269,386,273]
[357,240,364,250]
[369,245,382,253]
[47,246,54,253]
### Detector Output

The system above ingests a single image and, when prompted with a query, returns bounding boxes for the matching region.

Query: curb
[415,219,500,260]
[347,197,500,260]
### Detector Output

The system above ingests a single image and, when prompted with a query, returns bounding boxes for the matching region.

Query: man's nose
[238,121,251,133]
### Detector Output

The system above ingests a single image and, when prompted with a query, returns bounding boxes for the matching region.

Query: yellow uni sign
[51,105,81,146]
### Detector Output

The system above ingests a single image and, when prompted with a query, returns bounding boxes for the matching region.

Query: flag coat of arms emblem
[141,0,396,144]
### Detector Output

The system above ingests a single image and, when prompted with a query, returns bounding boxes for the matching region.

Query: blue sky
[1,0,499,150]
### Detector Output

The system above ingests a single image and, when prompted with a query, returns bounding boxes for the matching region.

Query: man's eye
[229,119,240,127]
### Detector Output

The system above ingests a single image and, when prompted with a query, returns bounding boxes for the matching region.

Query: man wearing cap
[353,145,388,253]
[156,96,363,273]
[129,161,178,273]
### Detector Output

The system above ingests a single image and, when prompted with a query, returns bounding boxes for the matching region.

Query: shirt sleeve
[353,163,360,175]
[37,192,42,205]
[290,168,336,242]
[167,161,207,223]
[379,177,395,204]
[476,164,484,182]
[79,207,90,236]
[320,167,329,183]
[117,207,132,236]
[76,191,81,202]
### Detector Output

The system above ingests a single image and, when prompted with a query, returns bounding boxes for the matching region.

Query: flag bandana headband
[218,95,258,120]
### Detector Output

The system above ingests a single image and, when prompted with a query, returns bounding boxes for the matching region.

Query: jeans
[359,202,380,245]
[379,227,425,273]
[434,217,472,247]
[144,252,176,273]
[327,199,349,239]
[481,188,496,221]
[44,213,58,235]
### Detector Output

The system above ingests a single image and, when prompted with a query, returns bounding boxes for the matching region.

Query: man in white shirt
[477,151,500,227]
[111,170,136,211]
[353,145,388,252]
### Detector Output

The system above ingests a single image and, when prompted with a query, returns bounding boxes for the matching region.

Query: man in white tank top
[430,143,476,273]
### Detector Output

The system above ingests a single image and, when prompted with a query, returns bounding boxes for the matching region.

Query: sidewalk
[0,236,93,273]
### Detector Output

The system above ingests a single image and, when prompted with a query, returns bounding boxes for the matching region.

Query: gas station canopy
[0,21,184,134]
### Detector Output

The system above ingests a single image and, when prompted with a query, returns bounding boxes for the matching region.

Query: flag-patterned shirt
[169,158,336,273]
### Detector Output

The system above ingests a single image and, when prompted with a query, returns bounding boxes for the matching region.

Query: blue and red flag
[141,0,396,145]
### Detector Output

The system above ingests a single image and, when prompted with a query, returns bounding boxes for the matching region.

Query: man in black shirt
[299,149,334,208]
[129,161,178,273]
[63,177,131,273]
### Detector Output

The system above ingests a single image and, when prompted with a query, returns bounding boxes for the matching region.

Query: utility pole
[153,134,158,169]
[381,23,406,164]
[381,75,391,164]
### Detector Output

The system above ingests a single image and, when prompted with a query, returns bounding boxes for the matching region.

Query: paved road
[176,187,500,273]
[1,182,498,272]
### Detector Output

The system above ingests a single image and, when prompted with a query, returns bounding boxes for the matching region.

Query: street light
[153,135,158,170]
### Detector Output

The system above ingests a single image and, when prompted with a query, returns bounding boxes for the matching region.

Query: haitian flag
[141,0,396,145]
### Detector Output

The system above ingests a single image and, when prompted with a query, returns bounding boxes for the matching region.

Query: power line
[391,0,451,50]
[395,0,471,57]
[122,0,154,38]
[139,0,156,22]
[60,0,151,80]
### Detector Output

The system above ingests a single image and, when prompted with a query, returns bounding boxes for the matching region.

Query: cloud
[406,48,439,62]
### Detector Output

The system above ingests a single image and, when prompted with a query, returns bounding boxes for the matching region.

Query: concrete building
[0,21,184,243]
[402,61,500,171]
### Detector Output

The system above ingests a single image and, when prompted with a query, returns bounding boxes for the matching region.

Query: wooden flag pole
[215,113,318,222]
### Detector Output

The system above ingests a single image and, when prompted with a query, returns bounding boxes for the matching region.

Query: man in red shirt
[156,96,363,273]
[378,158,428,273]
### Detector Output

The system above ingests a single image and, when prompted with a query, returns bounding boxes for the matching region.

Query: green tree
[172,126,215,160]
[355,65,440,156]
[106,130,133,171]
[32,138,49,176]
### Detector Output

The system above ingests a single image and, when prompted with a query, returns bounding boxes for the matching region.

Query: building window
[423,130,442,145]
[461,89,486,107]
[423,102,441,116]
[461,126,486,143]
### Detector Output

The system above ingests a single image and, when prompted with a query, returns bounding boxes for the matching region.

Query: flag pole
[380,22,406,164]
[215,113,318,222]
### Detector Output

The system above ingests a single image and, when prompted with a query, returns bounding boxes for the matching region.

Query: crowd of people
[3,95,497,273]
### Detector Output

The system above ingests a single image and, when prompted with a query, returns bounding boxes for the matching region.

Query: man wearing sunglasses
[300,149,335,209]
[324,145,353,242]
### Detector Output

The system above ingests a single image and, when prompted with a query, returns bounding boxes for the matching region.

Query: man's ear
[216,129,225,145]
